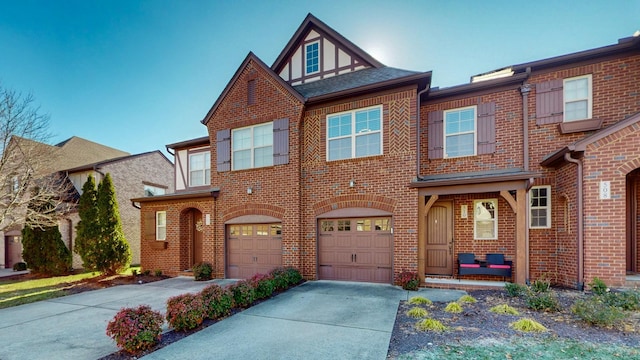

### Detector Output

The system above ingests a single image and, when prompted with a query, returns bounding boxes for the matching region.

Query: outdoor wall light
[247,187,253,195]
[349,180,355,187]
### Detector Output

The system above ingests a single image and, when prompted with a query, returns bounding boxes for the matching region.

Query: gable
[272,14,383,86]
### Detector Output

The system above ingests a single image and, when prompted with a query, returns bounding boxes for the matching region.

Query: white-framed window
[474,199,497,240]
[327,105,382,161]
[232,122,273,170]
[563,74,592,122]
[444,106,476,158]
[12,176,19,194]
[530,185,551,229]
[144,184,166,197]
[189,152,211,187]
[156,211,166,241]
[305,41,320,75]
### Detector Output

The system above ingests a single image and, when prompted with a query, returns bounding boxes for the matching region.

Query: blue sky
[1,0,638,156]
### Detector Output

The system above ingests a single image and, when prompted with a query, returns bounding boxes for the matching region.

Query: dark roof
[294,67,430,102]
[61,150,172,172]
[411,168,540,188]
[166,136,210,150]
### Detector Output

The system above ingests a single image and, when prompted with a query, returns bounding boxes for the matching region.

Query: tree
[0,83,72,232]
[74,174,100,269]
[76,173,130,274]
[21,224,71,275]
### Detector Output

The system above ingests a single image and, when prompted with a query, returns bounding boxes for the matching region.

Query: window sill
[558,118,603,134]
[150,241,168,250]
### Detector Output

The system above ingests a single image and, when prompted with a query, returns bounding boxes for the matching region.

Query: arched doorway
[626,168,640,273]
[181,208,203,269]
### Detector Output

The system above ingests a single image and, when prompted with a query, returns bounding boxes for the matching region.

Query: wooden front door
[425,201,453,275]
[627,171,639,273]
[5,235,22,268]
[193,211,203,266]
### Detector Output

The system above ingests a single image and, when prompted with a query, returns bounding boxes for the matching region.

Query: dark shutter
[273,118,289,165]
[536,79,563,125]
[427,110,444,159]
[144,212,156,241]
[216,129,231,172]
[477,102,496,155]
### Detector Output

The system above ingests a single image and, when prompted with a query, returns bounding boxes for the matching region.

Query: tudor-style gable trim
[272,13,384,85]
[202,52,304,125]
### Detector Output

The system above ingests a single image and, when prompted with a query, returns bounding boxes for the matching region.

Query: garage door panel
[227,223,282,279]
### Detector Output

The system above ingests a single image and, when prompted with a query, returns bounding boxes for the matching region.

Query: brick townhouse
[133,14,640,289]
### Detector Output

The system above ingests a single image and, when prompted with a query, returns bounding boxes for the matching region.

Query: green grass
[0,267,140,309]
[397,338,640,360]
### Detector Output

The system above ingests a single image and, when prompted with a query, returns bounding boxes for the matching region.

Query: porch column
[516,188,527,284]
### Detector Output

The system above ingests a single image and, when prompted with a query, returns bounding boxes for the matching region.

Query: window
[327,106,382,161]
[474,199,497,240]
[564,75,592,122]
[189,152,210,187]
[144,184,166,197]
[11,176,19,193]
[530,186,551,229]
[232,123,273,170]
[444,106,476,158]
[305,41,319,75]
[156,211,166,241]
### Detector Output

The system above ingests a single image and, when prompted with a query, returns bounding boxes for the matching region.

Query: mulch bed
[387,289,640,358]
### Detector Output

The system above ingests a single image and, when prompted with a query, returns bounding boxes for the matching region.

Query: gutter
[520,67,532,283]
[565,152,585,291]
[415,84,431,180]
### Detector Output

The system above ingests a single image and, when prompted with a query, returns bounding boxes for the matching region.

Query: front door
[425,201,453,275]
[5,235,22,268]
[627,170,639,273]
[193,211,203,266]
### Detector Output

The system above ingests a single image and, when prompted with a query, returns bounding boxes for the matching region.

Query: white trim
[188,151,211,187]
[563,74,592,122]
[443,105,477,158]
[156,211,167,241]
[326,105,384,161]
[231,122,273,170]
[529,185,552,229]
[473,199,497,240]
[304,40,320,76]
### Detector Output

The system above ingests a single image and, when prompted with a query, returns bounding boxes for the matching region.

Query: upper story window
[564,74,592,122]
[444,106,476,158]
[530,185,551,229]
[474,199,497,240]
[305,41,320,75]
[189,152,211,187]
[327,106,382,161]
[232,122,273,170]
[156,211,166,241]
[144,184,166,197]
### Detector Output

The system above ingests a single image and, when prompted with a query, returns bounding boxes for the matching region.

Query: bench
[457,253,512,281]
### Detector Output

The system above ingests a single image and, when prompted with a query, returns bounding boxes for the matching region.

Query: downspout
[565,152,585,290]
[520,68,532,283]
[415,84,431,181]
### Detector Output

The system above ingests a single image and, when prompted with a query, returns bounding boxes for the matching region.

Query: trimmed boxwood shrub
[193,262,213,281]
[166,293,206,331]
[283,267,303,286]
[250,273,275,299]
[229,280,256,308]
[200,284,234,320]
[106,305,164,354]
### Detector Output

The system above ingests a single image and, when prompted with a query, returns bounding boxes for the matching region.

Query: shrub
[21,225,71,275]
[200,284,233,320]
[250,273,275,299]
[458,295,477,303]
[12,262,27,271]
[269,267,289,291]
[193,262,213,281]
[489,304,520,315]
[530,278,551,293]
[602,290,640,311]
[131,269,138,276]
[408,296,432,306]
[106,305,164,354]
[415,318,447,332]
[510,318,547,332]
[572,297,626,327]
[505,283,527,298]
[283,267,303,286]
[166,293,206,331]
[445,302,463,313]
[589,277,609,296]
[406,307,429,318]
[143,269,151,276]
[395,271,420,291]
[526,290,560,312]
[154,269,163,277]
[229,280,256,308]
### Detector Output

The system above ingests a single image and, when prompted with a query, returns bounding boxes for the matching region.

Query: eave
[131,188,219,204]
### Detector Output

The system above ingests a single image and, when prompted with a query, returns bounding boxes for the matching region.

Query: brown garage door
[318,217,393,283]
[227,223,282,279]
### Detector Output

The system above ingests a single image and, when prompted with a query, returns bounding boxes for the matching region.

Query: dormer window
[305,41,319,75]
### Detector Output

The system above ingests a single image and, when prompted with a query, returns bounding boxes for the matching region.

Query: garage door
[318,217,392,283]
[227,223,282,279]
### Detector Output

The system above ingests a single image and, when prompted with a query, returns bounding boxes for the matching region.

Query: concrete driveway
[0,278,465,360]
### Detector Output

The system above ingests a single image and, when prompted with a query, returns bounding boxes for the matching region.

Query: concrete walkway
[0,278,465,360]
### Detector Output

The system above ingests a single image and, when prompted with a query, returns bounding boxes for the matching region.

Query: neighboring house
[135,14,640,289]
[2,136,173,268]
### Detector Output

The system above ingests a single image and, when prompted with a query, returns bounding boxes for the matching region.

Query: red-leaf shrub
[166,293,206,331]
[268,267,289,291]
[228,280,256,308]
[395,271,420,290]
[200,284,234,320]
[106,305,164,354]
[250,273,275,299]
